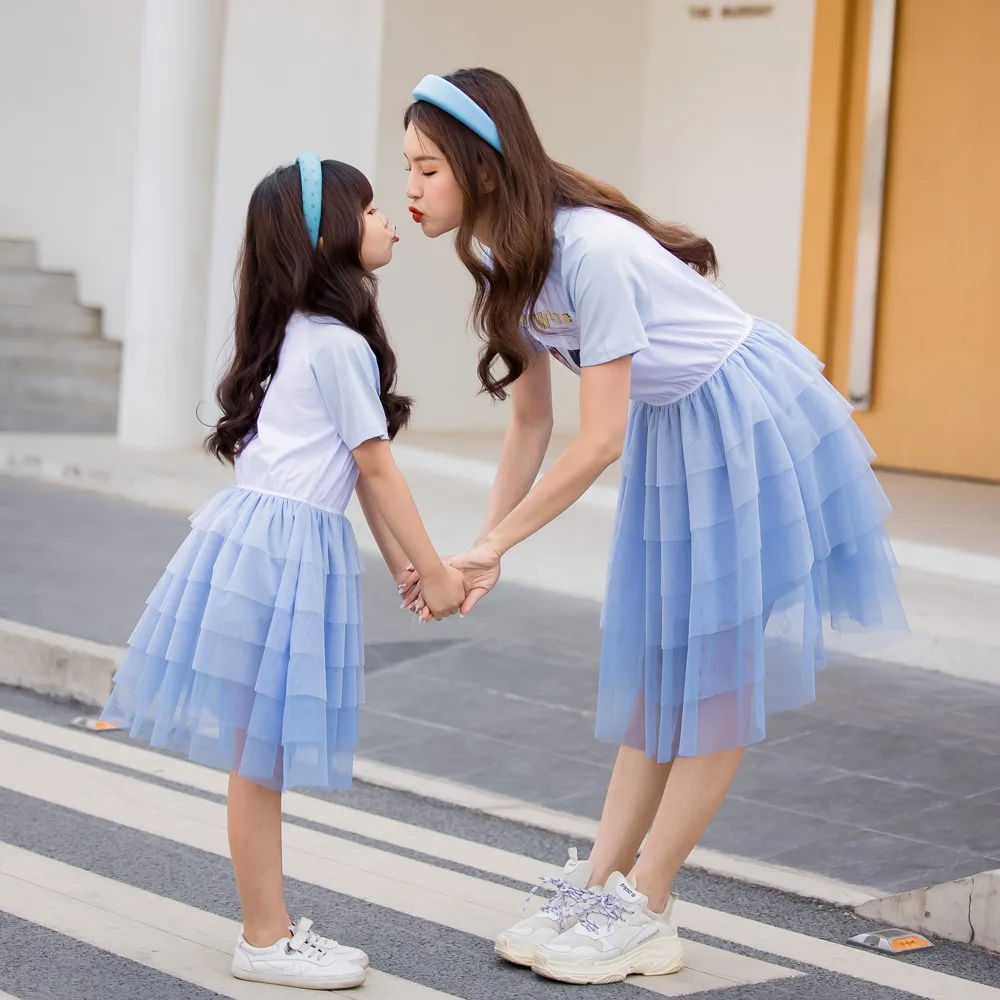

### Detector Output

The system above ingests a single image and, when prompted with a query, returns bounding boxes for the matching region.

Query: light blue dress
[101,313,388,790]
[522,208,907,762]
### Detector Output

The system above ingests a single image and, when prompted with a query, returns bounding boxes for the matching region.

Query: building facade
[0,1,994,480]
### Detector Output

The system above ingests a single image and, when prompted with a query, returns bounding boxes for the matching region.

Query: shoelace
[577,891,632,935]
[523,877,594,932]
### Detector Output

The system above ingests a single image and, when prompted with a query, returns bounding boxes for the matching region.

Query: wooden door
[798,0,1000,481]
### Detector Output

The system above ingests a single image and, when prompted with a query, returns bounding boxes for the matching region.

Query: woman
[400,68,905,986]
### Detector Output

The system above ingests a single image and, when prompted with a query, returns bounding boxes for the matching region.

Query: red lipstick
[409,206,424,223]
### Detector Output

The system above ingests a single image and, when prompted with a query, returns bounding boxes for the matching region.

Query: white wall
[0,0,142,341]
[373,0,649,435]
[201,0,387,410]
[639,1,816,333]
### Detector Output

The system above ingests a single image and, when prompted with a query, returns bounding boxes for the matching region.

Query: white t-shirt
[519,207,751,405]
[235,312,388,512]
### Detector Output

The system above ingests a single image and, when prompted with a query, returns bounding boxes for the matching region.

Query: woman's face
[360,203,398,270]
[403,124,464,238]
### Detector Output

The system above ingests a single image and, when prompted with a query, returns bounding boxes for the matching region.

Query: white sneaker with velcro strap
[532,872,684,985]
[495,848,597,966]
[231,916,367,990]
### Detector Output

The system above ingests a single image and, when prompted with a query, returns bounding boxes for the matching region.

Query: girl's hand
[447,544,502,615]
[419,564,467,621]
[394,563,420,610]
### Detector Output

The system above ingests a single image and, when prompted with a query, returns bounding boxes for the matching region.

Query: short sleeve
[569,248,650,367]
[308,326,388,450]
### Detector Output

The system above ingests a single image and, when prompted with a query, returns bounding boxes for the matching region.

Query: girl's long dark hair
[206,160,411,464]
[404,68,718,401]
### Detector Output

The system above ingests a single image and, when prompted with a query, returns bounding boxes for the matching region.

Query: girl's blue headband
[295,152,323,248]
[411,75,502,154]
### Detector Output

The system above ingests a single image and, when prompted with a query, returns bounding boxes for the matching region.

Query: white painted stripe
[0,708,881,906]
[0,735,796,996]
[674,900,1000,1000]
[0,842,451,999]
[394,446,1000,587]
[7,728,1000,1000]
[0,992,23,1000]
[5,716,1000,997]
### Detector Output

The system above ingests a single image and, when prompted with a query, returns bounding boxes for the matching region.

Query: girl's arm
[481,355,630,556]
[475,348,554,544]
[354,473,410,583]
[352,439,465,619]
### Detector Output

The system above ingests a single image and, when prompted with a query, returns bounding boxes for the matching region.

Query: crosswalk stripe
[5,712,999,1000]
[0,735,795,996]
[0,708,547,885]
[0,841,454,999]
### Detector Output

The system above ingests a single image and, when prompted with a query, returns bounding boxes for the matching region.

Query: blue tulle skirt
[596,318,906,762]
[101,486,365,791]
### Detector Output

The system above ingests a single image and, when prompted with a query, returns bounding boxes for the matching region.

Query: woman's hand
[447,544,502,615]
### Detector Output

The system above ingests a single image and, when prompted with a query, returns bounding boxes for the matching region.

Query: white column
[118,0,227,450]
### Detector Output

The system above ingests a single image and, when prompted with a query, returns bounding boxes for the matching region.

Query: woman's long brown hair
[206,161,411,464]
[404,68,718,400]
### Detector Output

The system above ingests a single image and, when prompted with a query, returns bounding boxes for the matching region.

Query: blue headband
[411,75,502,154]
[295,152,322,247]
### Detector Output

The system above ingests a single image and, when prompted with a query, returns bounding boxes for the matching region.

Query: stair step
[0,367,120,407]
[0,269,78,305]
[0,332,121,372]
[0,403,117,434]
[0,302,100,336]
[0,240,37,269]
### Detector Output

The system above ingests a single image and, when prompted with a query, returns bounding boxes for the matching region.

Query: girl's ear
[479,167,495,194]
[317,235,325,249]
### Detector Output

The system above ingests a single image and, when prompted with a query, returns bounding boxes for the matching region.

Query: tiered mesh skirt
[596,318,906,761]
[101,487,364,790]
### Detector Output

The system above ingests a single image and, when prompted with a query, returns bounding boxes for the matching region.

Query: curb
[857,870,1000,951]
[0,618,119,707]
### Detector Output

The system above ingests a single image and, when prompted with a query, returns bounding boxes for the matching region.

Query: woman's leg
[228,771,291,946]
[587,745,672,888]
[630,747,745,912]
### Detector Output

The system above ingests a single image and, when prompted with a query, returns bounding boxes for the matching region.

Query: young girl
[400,70,906,985]
[101,155,466,991]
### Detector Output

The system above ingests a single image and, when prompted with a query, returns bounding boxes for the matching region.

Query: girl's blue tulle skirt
[597,318,907,761]
[101,487,365,791]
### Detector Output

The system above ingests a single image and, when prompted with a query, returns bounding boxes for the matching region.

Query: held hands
[397,544,503,622]
[395,562,466,621]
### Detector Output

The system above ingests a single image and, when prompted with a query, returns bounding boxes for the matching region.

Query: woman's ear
[317,235,325,249]
[479,167,495,194]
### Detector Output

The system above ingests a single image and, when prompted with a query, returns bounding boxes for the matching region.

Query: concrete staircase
[0,239,119,432]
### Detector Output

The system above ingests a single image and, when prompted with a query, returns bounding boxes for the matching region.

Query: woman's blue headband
[411,75,502,154]
[295,152,323,247]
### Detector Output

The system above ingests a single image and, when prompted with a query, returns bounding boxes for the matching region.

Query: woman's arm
[354,473,410,580]
[352,438,466,619]
[476,348,554,543]
[482,355,630,555]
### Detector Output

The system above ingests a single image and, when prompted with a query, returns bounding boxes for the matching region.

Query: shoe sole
[232,965,367,990]
[532,938,685,985]
[494,938,538,967]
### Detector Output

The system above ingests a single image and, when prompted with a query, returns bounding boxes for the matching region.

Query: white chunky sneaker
[532,872,684,985]
[495,848,596,966]
[231,917,367,990]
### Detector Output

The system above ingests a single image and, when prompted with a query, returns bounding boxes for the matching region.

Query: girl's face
[403,124,465,238]
[360,203,398,270]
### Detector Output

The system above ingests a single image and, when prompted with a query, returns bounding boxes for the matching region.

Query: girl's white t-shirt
[519,207,751,405]
[235,312,388,512]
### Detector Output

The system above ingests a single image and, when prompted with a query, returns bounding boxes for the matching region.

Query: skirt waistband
[236,485,348,518]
